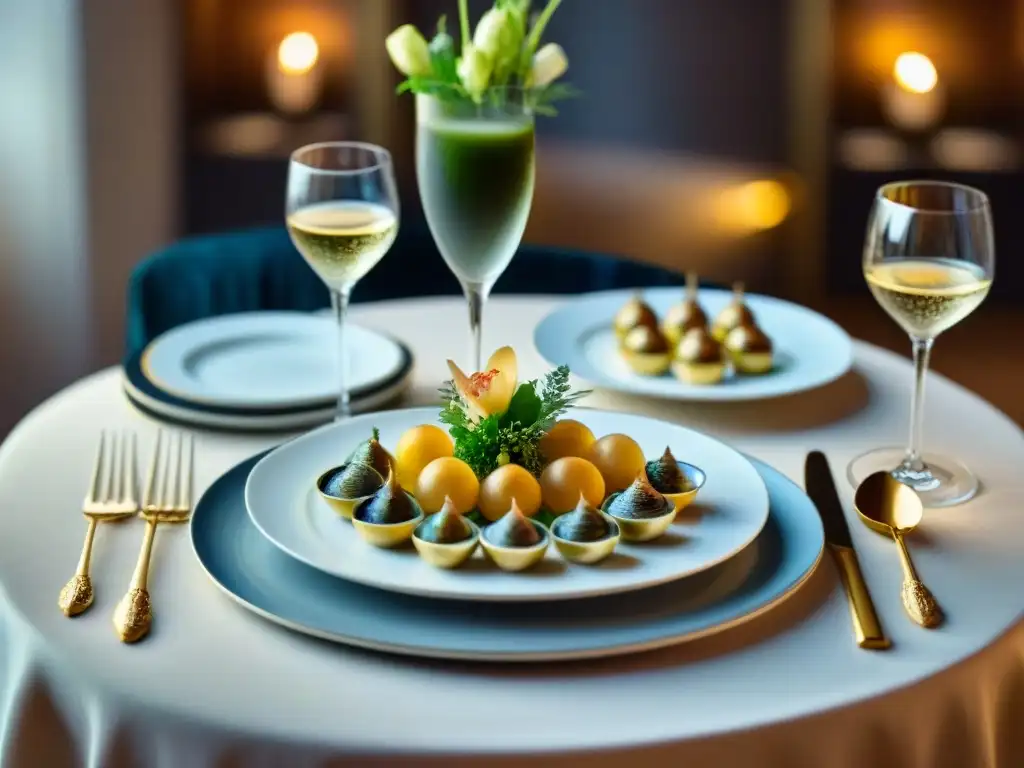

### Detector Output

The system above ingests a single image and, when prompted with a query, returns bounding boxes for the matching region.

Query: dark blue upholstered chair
[125,223,686,358]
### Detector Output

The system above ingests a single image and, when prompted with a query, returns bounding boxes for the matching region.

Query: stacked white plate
[122,311,414,431]
[191,406,826,661]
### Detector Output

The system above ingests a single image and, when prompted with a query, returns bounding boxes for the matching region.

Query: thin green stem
[523,0,562,59]
[458,0,471,53]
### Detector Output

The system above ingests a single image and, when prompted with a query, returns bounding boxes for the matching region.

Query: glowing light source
[278,32,319,76]
[713,180,791,235]
[883,52,944,131]
[267,31,323,115]
[893,52,937,94]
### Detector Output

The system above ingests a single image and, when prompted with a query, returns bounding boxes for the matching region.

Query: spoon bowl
[854,471,924,536]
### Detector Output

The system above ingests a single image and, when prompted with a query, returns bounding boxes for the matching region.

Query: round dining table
[1,295,1023,768]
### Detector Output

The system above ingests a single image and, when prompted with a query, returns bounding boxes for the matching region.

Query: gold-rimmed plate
[141,311,408,411]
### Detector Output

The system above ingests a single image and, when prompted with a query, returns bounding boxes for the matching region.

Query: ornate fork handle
[113,517,157,642]
[60,431,137,617]
[59,518,98,616]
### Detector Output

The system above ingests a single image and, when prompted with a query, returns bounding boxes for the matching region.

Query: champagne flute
[415,86,535,372]
[286,142,399,420]
[847,181,994,507]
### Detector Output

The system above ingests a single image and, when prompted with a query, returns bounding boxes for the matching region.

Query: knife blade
[805,451,890,650]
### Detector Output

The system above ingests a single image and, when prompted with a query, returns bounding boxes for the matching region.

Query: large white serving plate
[142,311,407,410]
[245,406,769,602]
[534,288,854,401]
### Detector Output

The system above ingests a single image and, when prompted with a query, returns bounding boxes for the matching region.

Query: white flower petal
[531,42,568,88]
[385,24,432,78]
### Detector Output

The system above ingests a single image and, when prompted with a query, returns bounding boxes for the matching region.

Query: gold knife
[805,451,890,650]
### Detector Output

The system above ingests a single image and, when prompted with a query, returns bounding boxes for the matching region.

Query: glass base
[846,446,978,508]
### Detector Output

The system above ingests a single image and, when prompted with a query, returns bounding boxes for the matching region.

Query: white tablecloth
[2,296,1023,768]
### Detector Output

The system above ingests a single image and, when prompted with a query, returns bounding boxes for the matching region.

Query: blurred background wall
[0,0,177,434]
[0,0,1020,435]
[0,1,92,429]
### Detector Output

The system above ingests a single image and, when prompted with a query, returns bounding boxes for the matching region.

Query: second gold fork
[113,430,194,643]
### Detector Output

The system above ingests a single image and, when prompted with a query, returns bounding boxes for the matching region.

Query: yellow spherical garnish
[588,434,646,493]
[540,457,606,514]
[478,464,543,521]
[416,457,479,514]
[394,424,454,491]
[539,419,596,462]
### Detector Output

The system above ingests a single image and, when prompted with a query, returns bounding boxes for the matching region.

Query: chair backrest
[125,224,685,358]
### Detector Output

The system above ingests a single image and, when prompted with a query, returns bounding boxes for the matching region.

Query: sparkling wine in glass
[848,181,994,507]
[286,142,399,420]
[415,87,536,371]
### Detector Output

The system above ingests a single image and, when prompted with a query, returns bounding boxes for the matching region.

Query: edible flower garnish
[447,346,518,422]
[439,347,589,478]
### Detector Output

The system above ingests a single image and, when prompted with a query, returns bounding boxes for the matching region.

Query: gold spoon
[854,471,943,628]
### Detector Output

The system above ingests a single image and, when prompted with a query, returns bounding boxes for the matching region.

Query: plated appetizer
[550,494,620,564]
[661,272,709,346]
[480,500,550,572]
[351,469,425,548]
[412,496,480,569]
[614,278,775,383]
[645,446,707,511]
[602,475,677,542]
[314,346,708,572]
[317,460,385,520]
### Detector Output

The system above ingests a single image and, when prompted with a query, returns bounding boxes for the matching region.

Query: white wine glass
[286,142,399,420]
[847,180,995,507]
[415,86,535,372]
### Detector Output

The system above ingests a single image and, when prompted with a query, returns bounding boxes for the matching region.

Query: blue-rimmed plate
[191,453,823,662]
[534,288,853,401]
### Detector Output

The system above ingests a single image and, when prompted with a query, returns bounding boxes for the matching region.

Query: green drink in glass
[416,89,536,371]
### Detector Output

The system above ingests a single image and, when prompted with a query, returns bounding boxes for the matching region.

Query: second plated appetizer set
[314,347,707,571]
[615,274,777,384]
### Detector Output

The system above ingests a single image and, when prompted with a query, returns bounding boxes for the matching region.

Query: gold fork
[59,431,139,616]
[113,430,194,643]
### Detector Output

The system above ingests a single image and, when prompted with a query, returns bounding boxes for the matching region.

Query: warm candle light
[267,31,323,115]
[278,31,319,75]
[883,51,944,132]
[712,180,791,235]
[893,52,938,94]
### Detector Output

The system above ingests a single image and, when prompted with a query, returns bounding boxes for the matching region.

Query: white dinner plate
[245,406,769,602]
[142,311,407,410]
[534,288,854,401]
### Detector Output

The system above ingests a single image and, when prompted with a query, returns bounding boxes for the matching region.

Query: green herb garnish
[439,365,589,478]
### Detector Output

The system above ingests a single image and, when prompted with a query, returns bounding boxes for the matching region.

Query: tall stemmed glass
[847,181,994,507]
[286,142,399,420]
[415,87,535,372]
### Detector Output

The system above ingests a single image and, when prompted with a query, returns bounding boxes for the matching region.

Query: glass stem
[904,335,934,471]
[463,281,489,372]
[331,287,352,421]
